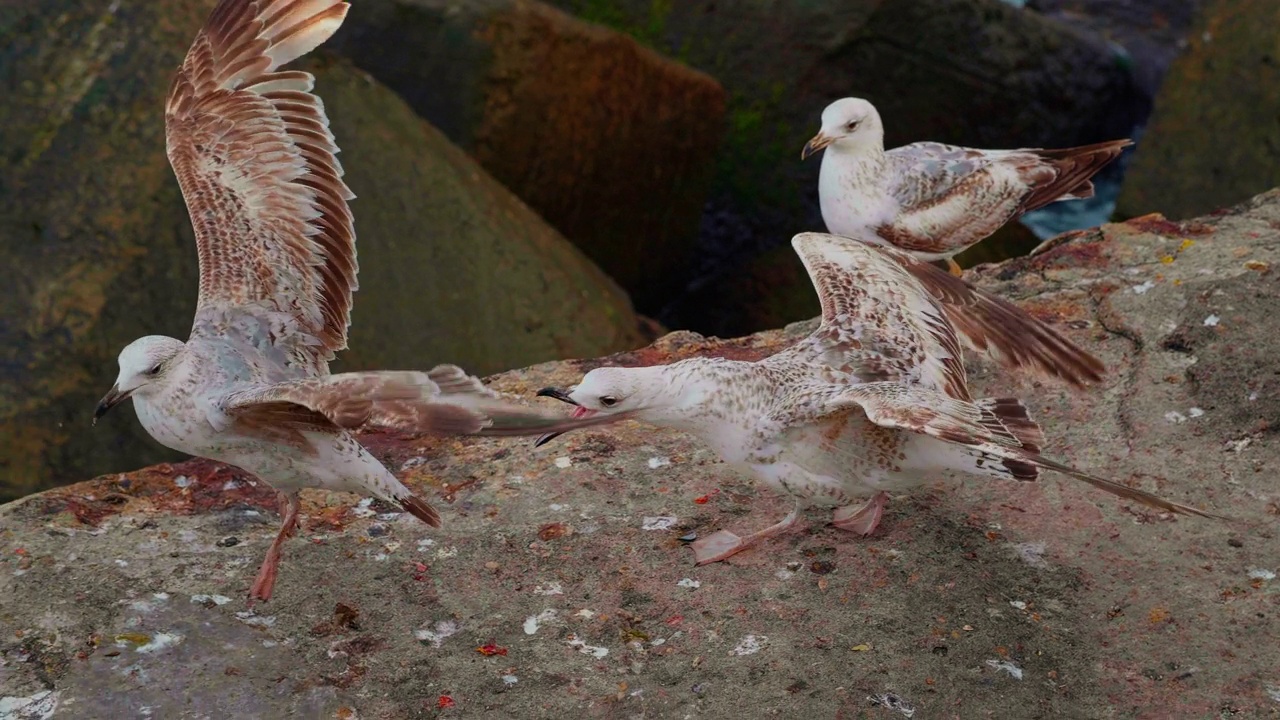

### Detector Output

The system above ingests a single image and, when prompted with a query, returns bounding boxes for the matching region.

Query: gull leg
[691,503,801,566]
[945,257,964,277]
[248,490,301,604]
[831,492,889,536]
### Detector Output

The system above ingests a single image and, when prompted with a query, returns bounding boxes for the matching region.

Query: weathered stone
[3,192,1277,718]
[329,0,727,311]
[1116,0,1280,220]
[0,0,644,500]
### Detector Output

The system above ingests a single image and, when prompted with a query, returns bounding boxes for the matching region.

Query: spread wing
[770,233,972,401]
[166,0,356,372]
[821,383,1220,519]
[880,248,1105,388]
[218,365,640,447]
[880,140,1130,256]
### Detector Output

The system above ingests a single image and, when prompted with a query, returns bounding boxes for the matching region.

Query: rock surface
[3,193,1278,718]
[329,0,727,311]
[1116,0,1280,220]
[0,0,644,500]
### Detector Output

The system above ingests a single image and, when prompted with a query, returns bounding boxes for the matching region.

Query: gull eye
[146,364,162,376]
[600,396,618,408]
[846,120,859,131]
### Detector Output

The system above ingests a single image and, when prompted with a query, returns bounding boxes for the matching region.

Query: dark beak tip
[535,387,560,398]
[533,432,561,448]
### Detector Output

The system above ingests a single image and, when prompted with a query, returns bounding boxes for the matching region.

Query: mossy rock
[1116,0,1280,220]
[0,0,644,500]
[329,0,727,312]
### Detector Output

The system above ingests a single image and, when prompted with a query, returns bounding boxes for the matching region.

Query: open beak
[801,132,833,160]
[533,386,595,447]
[92,385,131,426]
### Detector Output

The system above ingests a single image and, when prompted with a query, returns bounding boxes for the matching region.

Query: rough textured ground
[2,195,1278,718]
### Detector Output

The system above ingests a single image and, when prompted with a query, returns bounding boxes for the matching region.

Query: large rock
[328,0,727,311]
[1116,0,1280,220]
[550,0,1143,332]
[2,192,1277,718]
[0,0,645,501]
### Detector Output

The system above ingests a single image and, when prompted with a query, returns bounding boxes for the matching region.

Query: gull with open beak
[92,0,636,603]
[535,233,1217,566]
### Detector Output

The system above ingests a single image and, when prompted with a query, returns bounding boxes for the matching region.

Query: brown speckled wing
[221,368,639,437]
[882,249,1106,388]
[778,233,972,401]
[881,140,1130,256]
[167,0,356,368]
[833,382,1220,518]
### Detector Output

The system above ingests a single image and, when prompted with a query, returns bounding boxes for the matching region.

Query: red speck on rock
[476,643,508,657]
[436,695,456,709]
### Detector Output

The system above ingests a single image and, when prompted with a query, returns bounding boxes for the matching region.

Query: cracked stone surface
[2,193,1278,718]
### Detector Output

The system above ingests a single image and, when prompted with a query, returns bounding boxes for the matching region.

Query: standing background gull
[803,97,1132,276]
[535,233,1218,565]
[93,0,629,602]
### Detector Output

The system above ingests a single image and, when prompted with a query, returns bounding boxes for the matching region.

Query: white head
[93,335,186,424]
[801,97,884,160]
[534,362,709,446]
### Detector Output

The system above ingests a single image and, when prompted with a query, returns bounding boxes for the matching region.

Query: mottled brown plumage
[95,0,643,603]
[806,97,1131,271]
[537,233,1220,565]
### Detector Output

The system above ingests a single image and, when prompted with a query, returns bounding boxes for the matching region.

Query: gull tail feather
[1022,139,1133,212]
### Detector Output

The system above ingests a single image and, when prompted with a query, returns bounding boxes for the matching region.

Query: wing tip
[400,494,442,528]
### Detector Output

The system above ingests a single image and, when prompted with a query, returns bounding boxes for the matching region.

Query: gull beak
[533,386,593,447]
[93,384,131,426]
[801,132,833,161]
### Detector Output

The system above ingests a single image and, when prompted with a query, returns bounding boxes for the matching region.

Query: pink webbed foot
[247,491,301,605]
[832,492,889,536]
[689,505,801,566]
[691,530,752,565]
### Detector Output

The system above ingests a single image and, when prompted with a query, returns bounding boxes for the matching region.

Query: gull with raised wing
[802,97,1131,276]
[534,233,1217,565]
[93,0,628,602]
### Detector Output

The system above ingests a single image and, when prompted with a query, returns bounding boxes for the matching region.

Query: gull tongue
[571,406,596,419]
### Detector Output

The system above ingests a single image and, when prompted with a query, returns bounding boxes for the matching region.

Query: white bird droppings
[730,635,767,656]
[986,659,1024,680]
[1203,314,1220,327]
[676,578,701,589]
[567,634,609,658]
[523,609,557,635]
[0,690,60,720]
[533,582,564,596]
[647,456,671,469]
[190,594,232,606]
[641,516,677,531]
[1248,569,1276,581]
[1131,280,1155,294]
[414,620,461,648]
[135,632,184,654]
[554,457,572,469]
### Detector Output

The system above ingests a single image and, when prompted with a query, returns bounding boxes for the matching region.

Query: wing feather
[829,383,1221,519]
[166,0,356,371]
[774,233,972,400]
[882,140,1130,256]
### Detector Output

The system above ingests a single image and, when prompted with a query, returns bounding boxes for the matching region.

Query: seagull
[533,233,1218,565]
[802,97,1132,276]
[93,0,629,602]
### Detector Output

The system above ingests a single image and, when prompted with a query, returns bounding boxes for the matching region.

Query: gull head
[94,335,185,425]
[534,365,683,447]
[802,97,884,160]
